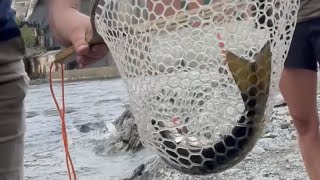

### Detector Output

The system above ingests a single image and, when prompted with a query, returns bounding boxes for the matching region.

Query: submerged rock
[109,105,143,153]
[80,125,90,133]
[124,156,160,180]
[124,164,146,180]
[75,121,108,133]
[26,111,40,118]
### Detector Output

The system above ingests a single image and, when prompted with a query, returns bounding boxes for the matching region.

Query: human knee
[290,112,318,136]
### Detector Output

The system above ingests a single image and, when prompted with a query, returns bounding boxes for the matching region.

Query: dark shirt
[0,0,21,41]
[298,0,320,23]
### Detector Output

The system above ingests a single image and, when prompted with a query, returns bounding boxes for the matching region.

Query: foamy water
[24,78,154,180]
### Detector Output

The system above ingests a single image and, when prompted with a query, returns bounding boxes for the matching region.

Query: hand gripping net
[93,0,299,175]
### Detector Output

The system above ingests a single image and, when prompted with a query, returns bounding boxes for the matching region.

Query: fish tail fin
[225,42,272,94]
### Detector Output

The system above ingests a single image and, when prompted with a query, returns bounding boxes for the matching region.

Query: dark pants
[284,17,320,72]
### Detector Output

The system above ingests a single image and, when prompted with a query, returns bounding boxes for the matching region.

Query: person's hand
[49,6,108,68]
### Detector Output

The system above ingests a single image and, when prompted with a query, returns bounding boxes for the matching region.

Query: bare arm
[48,0,87,47]
[49,0,80,10]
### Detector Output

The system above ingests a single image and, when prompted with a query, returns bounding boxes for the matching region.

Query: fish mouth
[151,41,272,175]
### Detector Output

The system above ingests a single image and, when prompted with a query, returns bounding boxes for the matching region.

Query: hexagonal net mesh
[93,0,299,175]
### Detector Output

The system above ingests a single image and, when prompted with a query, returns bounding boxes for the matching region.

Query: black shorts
[284,17,320,72]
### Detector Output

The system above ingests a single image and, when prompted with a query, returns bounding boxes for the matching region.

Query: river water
[24,78,154,180]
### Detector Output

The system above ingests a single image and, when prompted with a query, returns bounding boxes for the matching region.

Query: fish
[151,41,272,175]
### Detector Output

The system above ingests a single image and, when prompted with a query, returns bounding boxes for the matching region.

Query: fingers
[77,56,98,68]
[70,27,108,68]
[77,44,109,68]
[62,12,108,68]
[71,30,90,55]
[76,41,90,55]
[89,44,109,58]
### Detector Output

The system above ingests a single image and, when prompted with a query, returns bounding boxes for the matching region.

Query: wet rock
[109,105,143,153]
[125,156,165,180]
[75,121,108,133]
[80,125,90,133]
[113,105,133,131]
[124,164,146,180]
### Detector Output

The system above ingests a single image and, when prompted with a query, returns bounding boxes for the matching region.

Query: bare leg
[279,68,320,180]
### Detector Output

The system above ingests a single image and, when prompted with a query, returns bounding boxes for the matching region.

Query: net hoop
[94,0,299,175]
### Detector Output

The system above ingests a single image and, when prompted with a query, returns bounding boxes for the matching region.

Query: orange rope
[49,63,77,180]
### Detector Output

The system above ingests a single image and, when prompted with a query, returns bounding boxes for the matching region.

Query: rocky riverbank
[109,105,144,154]
[111,93,309,180]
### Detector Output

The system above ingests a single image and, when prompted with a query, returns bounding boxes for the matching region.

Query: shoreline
[29,76,122,86]
[29,66,121,86]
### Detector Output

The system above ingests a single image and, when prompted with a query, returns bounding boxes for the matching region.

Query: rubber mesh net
[93,0,299,174]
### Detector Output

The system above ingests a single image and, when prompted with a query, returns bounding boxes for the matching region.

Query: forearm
[48,0,82,25]
[48,0,89,46]
[48,0,80,11]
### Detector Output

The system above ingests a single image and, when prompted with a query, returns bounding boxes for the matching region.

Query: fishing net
[92,0,299,175]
